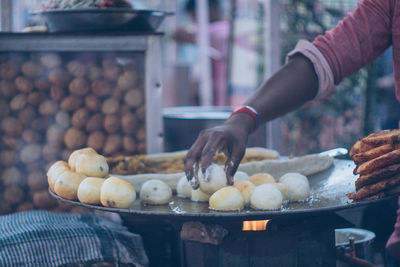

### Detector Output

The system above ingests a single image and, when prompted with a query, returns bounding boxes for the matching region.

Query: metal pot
[163,106,231,152]
[335,228,376,267]
[163,106,267,152]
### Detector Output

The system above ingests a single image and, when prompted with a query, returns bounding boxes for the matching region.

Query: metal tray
[36,8,171,32]
[50,159,399,222]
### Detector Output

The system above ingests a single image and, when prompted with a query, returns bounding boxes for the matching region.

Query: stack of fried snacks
[347,129,400,201]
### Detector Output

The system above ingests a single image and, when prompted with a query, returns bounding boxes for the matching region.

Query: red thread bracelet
[229,106,260,132]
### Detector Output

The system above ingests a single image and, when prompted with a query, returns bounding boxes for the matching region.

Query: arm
[314,0,393,84]
[184,55,318,187]
[184,0,394,186]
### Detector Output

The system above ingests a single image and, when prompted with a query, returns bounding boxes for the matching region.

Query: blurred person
[173,0,229,106]
[183,0,400,264]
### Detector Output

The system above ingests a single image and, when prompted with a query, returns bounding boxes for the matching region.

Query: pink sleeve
[313,0,393,84]
[287,40,336,100]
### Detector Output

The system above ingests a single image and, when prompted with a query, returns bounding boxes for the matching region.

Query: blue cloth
[0,210,148,267]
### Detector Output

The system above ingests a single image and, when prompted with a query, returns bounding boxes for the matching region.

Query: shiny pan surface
[50,159,398,222]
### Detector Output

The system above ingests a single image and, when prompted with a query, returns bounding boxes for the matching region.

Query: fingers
[225,145,245,185]
[184,133,207,186]
[189,162,200,189]
[200,135,224,182]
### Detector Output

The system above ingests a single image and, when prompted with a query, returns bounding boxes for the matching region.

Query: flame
[242,220,270,231]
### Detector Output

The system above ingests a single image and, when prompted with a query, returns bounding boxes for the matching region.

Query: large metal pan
[50,159,399,222]
[36,8,171,32]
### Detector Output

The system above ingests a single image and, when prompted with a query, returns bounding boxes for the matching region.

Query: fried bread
[349,139,375,158]
[352,143,400,165]
[355,149,400,176]
[360,129,400,146]
[355,163,400,190]
[347,173,400,201]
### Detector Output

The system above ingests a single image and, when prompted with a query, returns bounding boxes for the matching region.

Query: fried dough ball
[103,135,122,155]
[0,80,17,98]
[71,108,90,129]
[100,176,136,208]
[140,179,173,205]
[122,136,136,153]
[64,128,87,150]
[67,60,87,77]
[77,177,105,205]
[177,176,192,198]
[69,78,89,96]
[48,68,70,87]
[69,147,108,178]
[279,172,310,201]
[0,61,19,79]
[250,184,283,210]
[15,76,33,92]
[22,61,44,78]
[54,170,86,200]
[92,79,112,97]
[88,131,107,151]
[191,188,211,202]
[249,173,276,186]
[68,147,96,170]
[76,153,108,178]
[1,117,22,137]
[40,53,61,69]
[198,164,227,194]
[209,186,244,211]
[233,180,255,205]
[124,89,143,107]
[118,70,138,90]
[274,183,289,201]
[234,171,249,181]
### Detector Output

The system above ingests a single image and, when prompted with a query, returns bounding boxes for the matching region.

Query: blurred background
[1,2,400,266]
[2,0,400,156]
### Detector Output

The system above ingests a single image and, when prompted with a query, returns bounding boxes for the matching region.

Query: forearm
[237,54,318,130]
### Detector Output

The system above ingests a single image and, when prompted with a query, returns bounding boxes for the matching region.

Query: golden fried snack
[356,192,386,202]
[347,174,400,201]
[361,129,400,146]
[352,143,400,165]
[355,149,400,176]
[248,173,275,186]
[349,139,375,158]
[77,177,105,205]
[68,147,97,171]
[355,163,400,190]
[209,187,244,211]
[100,176,136,208]
[54,170,86,200]
[47,161,70,191]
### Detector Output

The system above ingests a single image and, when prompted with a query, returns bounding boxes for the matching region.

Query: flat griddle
[50,159,399,222]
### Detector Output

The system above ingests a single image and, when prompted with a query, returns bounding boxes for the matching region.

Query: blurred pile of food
[0,52,145,214]
[39,0,132,11]
[348,129,400,201]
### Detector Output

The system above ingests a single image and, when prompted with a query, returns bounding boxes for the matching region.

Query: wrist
[226,107,258,134]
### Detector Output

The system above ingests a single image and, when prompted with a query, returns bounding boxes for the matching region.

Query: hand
[183,114,254,189]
